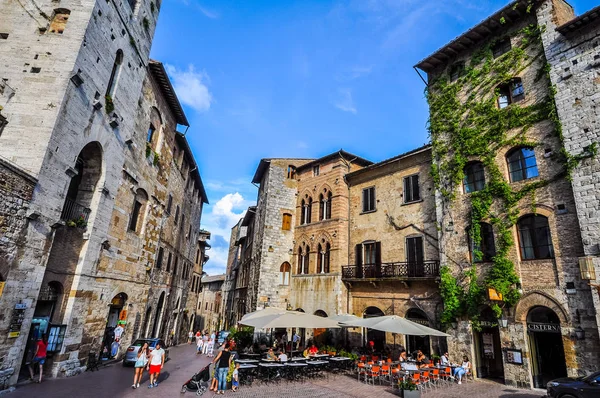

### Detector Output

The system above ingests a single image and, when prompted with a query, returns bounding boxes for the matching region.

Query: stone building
[197,275,225,333]
[248,159,312,312]
[0,0,207,387]
[538,1,600,347]
[188,229,211,333]
[289,151,372,345]
[344,146,441,354]
[415,0,600,388]
[221,221,241,330]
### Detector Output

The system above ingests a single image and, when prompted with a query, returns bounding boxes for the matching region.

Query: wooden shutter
[412,175,420,201]
[375,242,382,268]
[355,244,362,266]
[362,189,368,212]
[282,214,291,230]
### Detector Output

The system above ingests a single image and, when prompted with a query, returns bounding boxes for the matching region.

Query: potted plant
[398,379,420,398]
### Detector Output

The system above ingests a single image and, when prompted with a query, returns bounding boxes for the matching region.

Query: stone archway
[514,291,569,325]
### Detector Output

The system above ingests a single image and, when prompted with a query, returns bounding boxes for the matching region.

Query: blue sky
[150,0,597,275]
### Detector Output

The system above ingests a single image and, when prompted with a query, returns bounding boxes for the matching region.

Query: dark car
[546,371,600,398]
[123,338,169,366]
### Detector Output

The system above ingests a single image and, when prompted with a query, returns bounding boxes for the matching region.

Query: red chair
[440,366,452,384]
[372,355,379,362]
[381,365,391,384]
[366,365,381,385]
[420,371,431,391]
[431,368,442,388]
[360,355,367,362]
[411,372,422,391]
[357,362,367,382]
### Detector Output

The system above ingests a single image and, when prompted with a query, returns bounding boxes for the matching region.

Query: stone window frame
[496,77,525,109]
[319,190,332,221]
[316,240,331,274]
[282,213,292,230]
[463,161,486,193]
[467,222,496,263]
[128,188,148,233]
[361,186,376,213]
[279,262,291,285]
[403,173,421,204]
[492,37,512,59]
[517,214,555,260]
[300,195,313,225]
[506,146,539,183]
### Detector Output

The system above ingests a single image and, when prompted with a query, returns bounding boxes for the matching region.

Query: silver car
[123,338,169,366]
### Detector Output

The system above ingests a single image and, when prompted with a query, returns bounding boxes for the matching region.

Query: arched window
[319,191,332,221]
[298,245,310,274]
[496,78,524,109]
[301,197,312,225]
[106,50,124,98]
[507,147,538,182]
[279,262,291,285]
[468,222,496,263]
[463,162,485,193]
[128,188,148,233]
[317,242,331,274]
[518,215,554,260]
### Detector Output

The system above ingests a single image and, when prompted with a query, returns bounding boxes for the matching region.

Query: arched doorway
[527,306,567,388]
[473,307,504,381]
[405,308,431,357]
[152,292,165,338]
[101,293,127,359]
[363,306,385,352]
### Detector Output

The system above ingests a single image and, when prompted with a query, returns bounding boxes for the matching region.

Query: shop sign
[8,304,27,338]
[506,348,523,365]
[488,288,503,301]
[480,320,497,328]
[527,322,560,333]
[407,318,429,326]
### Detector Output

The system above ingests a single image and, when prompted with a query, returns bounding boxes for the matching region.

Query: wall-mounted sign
[8,305,26,338]
[527,322,560,333]
[480,320,498,328]
[506,348,523,365]
[488,288,503,301]
[482,333,494,359]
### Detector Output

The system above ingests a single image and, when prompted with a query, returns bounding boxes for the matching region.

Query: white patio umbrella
[239,310,340,329]
[240,307,287,323]
[329,314,362,325]
[340,315,449,337]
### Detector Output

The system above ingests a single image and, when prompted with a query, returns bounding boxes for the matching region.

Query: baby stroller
[181,364,211,396]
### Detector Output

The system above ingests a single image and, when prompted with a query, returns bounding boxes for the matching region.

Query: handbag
[135,354,147,367]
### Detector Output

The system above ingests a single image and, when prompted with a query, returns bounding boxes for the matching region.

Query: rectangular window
[188,225,192,239]
[181,214,185,231]
[450,62,464,82]
[166,194,173,214]
[363,242,377,265]
[404,175,421,203]
[156,247,164,269]
[195,249,200,264]
[205,302,208,310]
[47,324,67,353]
[313,165,320,176]
[128,200,142,231]
[282,213,292,231]
[166,252,172,272]
[174,205,180,225]
[362,187,376,213]
[492,38,511,58]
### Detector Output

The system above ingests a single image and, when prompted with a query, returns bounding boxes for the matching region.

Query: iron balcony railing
[60,197,92,223]
[341,261,440,280]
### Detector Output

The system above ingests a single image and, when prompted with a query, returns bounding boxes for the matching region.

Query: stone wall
[539,0,600,350]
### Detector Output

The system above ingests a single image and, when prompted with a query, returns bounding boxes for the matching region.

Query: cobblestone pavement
[8,346,546,398]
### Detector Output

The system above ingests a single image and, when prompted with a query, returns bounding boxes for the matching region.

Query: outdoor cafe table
[328,356,352,370]
[236,359,259,364]
[258,362,285,382]
[284,362,308,381]
[261,358,278,362]
[291,357,307,362]
[308,354,330,360]
[238,364,258,386]
[306,360,328,377]
[240,353,261,359]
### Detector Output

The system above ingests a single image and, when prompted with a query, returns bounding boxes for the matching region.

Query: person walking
[202,333,209,355]
[207,335,215,357]
[188,331,193,344]
[28,335,48,383]
[196,333,204,355]
[212,343,232,395]
[147,341,165,388]
[132,342,148,389]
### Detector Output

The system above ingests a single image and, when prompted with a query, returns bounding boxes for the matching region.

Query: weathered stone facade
[539,0,600,350]
[344,146,442,353]
[197,275,225,333]
[415,0,600,389]
[0,0,207,388]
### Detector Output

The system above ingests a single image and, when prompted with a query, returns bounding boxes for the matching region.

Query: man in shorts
[28,335,48,383]
[147,342,165,388]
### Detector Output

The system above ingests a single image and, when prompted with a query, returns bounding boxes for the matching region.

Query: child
[232,363,240,392]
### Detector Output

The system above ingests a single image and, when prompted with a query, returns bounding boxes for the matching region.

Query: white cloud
[165,64,213,113]
[201,193,254,275]
[178,0,220,19]
[333,88,357,114]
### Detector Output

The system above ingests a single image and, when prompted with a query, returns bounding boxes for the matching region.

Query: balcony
[341,261,440,281]
[60,197,91,224]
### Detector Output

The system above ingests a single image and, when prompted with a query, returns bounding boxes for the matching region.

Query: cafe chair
[366,365,381,385]
[357,362,367,382]
[411,372,423,391]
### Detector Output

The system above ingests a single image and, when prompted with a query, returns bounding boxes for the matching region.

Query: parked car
[123,338,169,367]
[217,331,230,345]
[546,371,600,398]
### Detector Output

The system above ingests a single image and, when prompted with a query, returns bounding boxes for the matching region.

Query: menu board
[8,304,27,338]
[482,333,494,359]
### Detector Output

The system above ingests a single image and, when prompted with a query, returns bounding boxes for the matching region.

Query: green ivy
[428,25,559,325]
[105,95,115,114]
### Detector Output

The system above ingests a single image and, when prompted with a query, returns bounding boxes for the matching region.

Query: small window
[0,114,7,138]
[166,194,173,215]
[156,247,164,269]
[188,225,192,239]
[468,223,496,262]
[298,245,310,274]
[173,256,178,275]
[363,242,377,265]
[317,243,331,274]
[362,187,376,213]
[106,50,124,98]
[166,252,172,272]
[301,197,312,224]
[282,213,292,231]
[147,124,155,143]
[128,200,143,231]
[49,9,70,34]
[403,175,420,203]
[450,62,464,82]
[205,302,208,310]
[492,38,511,58]
[313,165,320,176]
[497,78,524,109]
[287,165,296,179]
[464,162,485,193]
[181,214,185,231]
[507,147,538,182]
[174,205,180,225]
[319,191,332,221]
[517,215,554,260]
[279,262,291,285]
